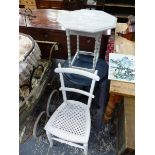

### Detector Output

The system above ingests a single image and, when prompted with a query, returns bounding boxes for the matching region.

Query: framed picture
[108,53,135,83]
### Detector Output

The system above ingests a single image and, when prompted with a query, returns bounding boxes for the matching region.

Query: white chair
[44,63,100,155]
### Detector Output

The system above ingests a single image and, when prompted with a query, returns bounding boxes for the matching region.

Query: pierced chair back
[55,63,100,108]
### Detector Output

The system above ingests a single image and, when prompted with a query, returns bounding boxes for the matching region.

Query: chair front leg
[83,143,88,155]
[46,131,53,148]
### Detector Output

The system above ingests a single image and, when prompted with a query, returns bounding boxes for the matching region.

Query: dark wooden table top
[19,9,66,31]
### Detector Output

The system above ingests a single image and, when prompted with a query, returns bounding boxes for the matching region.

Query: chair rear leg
[46,131,53,148]
[83,143,88,155]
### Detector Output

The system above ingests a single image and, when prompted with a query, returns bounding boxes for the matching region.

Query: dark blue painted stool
[63,54,109,129]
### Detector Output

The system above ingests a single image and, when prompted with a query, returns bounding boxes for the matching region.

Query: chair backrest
[55,63,100,109]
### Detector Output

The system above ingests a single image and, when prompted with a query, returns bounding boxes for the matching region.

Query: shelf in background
[103,0,135,23]
[115,14,129,19]
[104,3,135,8]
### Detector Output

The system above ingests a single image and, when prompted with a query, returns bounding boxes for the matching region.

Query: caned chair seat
[44,100,91,144]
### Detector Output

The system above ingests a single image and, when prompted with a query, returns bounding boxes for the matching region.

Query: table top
[58,9,117,33]
[110,23,135,96]
[110,80,135,96]
[19,9,66,30]
[19,9,113,35]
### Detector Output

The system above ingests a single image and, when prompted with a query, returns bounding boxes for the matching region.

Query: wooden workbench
[103,23,135,154]
[104,23,135,121]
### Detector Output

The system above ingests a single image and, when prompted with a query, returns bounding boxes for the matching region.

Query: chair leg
[46,131,53,148]
[83,143,88,155]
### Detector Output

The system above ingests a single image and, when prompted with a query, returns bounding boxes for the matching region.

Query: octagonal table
[58,9,117,72]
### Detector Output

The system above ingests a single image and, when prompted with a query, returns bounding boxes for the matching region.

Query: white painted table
[58,9,117,72]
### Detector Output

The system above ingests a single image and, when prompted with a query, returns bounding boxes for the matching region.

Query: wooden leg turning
[103,94,122,123]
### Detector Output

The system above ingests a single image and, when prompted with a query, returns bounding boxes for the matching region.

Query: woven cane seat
[44,100,91,144]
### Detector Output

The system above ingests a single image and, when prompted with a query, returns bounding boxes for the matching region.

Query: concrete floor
[20,125,116,155]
